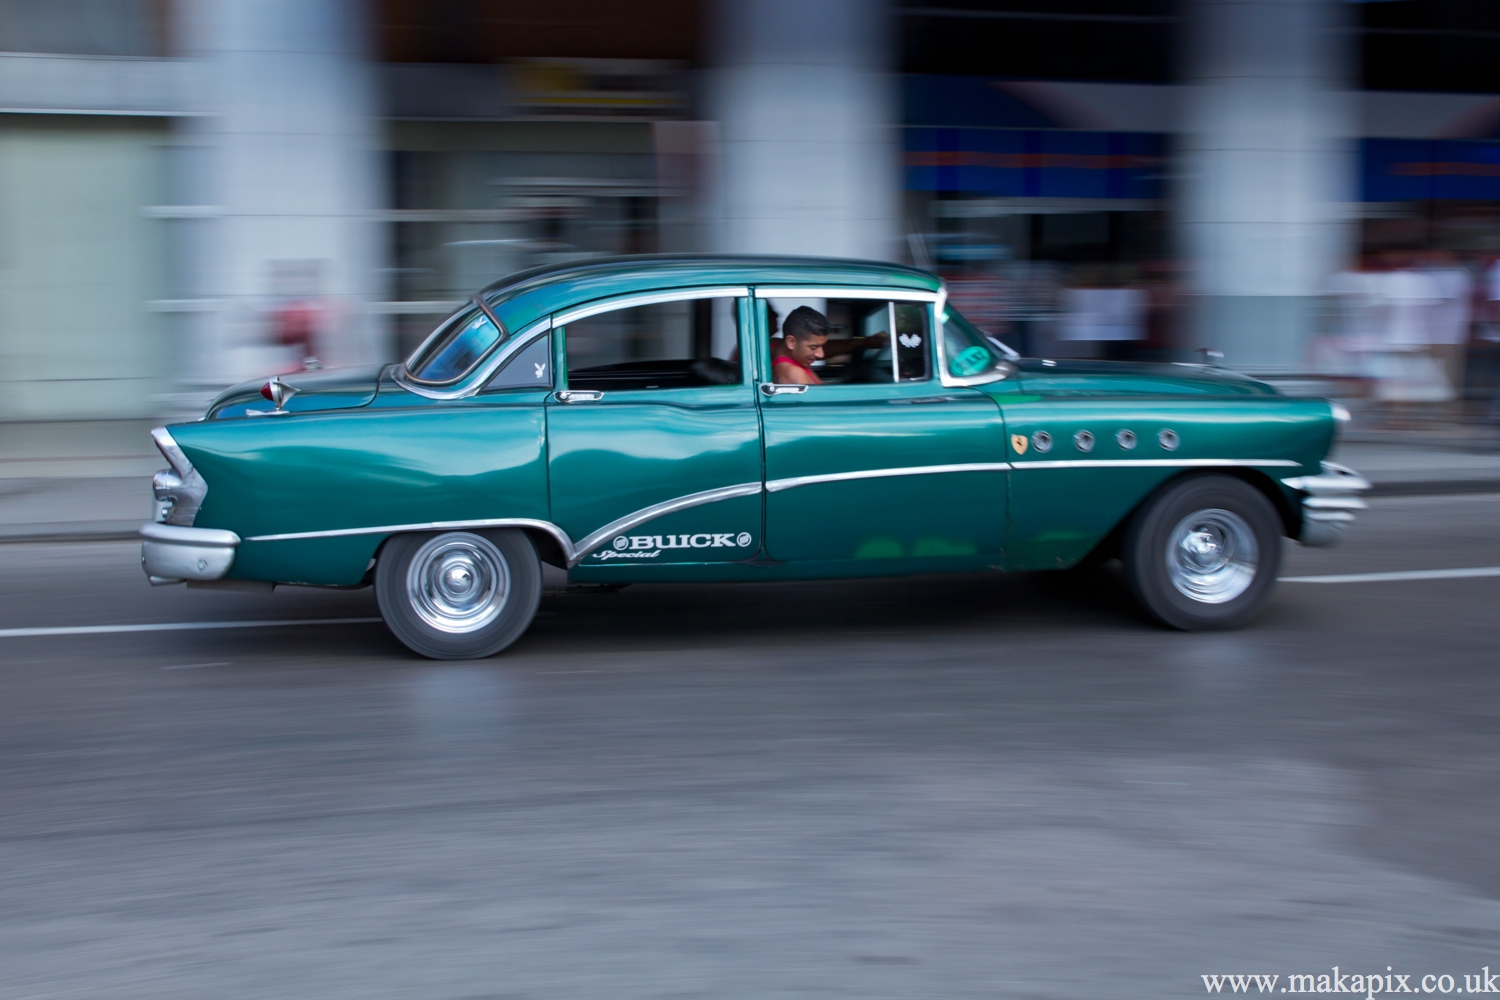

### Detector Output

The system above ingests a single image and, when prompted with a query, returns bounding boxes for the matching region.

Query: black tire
[1122,474,1282,631]
[375,529,542,659]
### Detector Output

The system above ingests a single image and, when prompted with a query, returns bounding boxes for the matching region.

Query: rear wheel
[1122,474,1282,630]
[375,529,541,659]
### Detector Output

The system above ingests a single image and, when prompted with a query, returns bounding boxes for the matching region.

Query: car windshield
[941,305,1016,378]
[405,306,506,383]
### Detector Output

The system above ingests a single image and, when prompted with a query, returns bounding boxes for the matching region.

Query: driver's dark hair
[783,306,830,343]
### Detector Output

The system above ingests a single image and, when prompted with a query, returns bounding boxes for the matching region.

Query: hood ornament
[260,377,298,415]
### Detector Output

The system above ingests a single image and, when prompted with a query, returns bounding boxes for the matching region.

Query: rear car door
[547,289,765,570]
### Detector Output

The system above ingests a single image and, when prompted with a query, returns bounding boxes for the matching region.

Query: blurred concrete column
[705,0,901,260]
[1178,0,1356,372]
[174,0,387,383]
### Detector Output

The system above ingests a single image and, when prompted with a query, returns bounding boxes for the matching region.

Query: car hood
[1015,359,1278,396]
[206,364,387,419]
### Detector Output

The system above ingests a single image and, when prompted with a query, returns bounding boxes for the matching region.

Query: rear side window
[406,307,505,384]
[560,297,742,392]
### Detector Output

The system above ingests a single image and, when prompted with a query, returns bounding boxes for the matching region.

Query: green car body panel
[145,255,1342,593]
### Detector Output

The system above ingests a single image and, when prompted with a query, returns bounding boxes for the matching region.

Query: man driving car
[770,306,887,385]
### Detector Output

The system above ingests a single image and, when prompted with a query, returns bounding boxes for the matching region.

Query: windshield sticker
[951,345,993,376]
[594,532,755,560]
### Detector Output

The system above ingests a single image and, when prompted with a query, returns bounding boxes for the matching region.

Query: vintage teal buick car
[141,255,1369,658]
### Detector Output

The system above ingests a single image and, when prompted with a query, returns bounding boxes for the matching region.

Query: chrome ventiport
[1282,460,1371,547]
[1073,430,1094,453]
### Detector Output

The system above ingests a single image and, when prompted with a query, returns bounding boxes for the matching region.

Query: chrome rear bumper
[1282,461,1371,547]
[140,522,240,585]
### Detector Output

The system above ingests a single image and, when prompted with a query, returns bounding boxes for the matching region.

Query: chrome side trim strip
[243,483,766,569]
[553,286,751,328]
[1011,458,1303,470]
[571,482,764,565]
[246,517,578,562]
[766,462,1012,493]
[753,286,941,303]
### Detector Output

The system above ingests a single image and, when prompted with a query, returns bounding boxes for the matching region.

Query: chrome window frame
[395,317,553,400]
[400,297,511,388]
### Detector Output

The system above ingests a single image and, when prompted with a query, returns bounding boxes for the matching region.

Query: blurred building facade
[4,0,1500,419]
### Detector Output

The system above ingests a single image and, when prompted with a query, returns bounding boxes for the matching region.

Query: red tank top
[771,352,822,384]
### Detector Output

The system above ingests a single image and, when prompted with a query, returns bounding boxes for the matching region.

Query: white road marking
[6,565,1500,637]
[0,617,381,639]
[1280,566,1500,584]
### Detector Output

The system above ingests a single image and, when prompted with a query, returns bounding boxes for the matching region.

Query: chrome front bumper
[1282,461,1371,547]
[140,522,240,585]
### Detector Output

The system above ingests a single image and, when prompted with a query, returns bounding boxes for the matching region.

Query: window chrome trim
[400,297,510,388]
[394,318,553,400]
[571,482,764,564]
[1011,458,1303,470]
[753,287,941,303]
[766,462,1012,493]
[400,301,473,375]
[553,286,751,329]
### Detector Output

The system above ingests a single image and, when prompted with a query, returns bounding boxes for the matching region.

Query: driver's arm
[821,332,888,360]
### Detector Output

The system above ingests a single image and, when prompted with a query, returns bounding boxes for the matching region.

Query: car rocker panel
[139,254,1369,656]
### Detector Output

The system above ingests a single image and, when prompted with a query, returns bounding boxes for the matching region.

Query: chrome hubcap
[406,533,510,633]
[1166,508,1258,604]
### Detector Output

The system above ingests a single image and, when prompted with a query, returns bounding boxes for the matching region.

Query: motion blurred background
[4,0,1500,427]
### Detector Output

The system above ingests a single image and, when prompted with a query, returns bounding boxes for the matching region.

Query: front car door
[547,288,765,576]
[756,287,1010,570]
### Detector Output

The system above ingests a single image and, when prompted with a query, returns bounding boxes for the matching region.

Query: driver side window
[762,297,930,384]
[560,296,742,392]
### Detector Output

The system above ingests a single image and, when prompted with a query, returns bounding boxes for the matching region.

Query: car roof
[481,254,943,332]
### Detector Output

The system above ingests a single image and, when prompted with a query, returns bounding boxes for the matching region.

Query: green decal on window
[951,345,993,377]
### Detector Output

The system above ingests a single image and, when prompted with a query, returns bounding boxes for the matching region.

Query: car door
[547,289,765,569]
[756,288,1009,566]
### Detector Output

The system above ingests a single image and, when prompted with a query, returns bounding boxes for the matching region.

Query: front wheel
[1122,475,1282,631]
[375,529,542,659]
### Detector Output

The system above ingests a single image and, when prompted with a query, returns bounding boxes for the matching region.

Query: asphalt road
[4,494,1500,999]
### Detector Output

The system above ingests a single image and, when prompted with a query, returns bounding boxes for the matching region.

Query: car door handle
[760,383,808,396]
[555,390,603,403]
